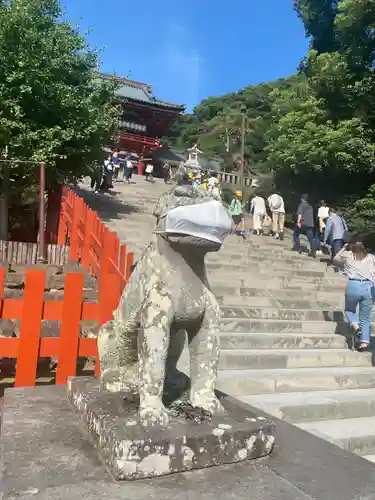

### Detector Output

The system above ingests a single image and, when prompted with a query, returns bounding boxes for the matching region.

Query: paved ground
[3,384,375,500]
[77,175,171,257]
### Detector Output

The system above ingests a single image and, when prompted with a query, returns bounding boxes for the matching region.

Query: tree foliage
[0,0,119,194]
[164,75,304,175]
[269,0,375,211]
[346,184,375,237]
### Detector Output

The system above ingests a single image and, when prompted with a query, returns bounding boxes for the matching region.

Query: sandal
[356,342,369,352]
[350,324,360,350]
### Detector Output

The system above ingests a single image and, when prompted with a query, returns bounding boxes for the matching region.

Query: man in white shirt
[250,195,266,235]
[267,193,285,240]
[123,157,134,183]
[145,163,154,181]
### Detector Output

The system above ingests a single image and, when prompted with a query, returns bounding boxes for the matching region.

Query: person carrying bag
[334,235,375,352]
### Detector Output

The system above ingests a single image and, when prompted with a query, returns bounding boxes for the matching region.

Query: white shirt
[318,206,330,219]
[268,194,285,213]
[104,159,113,171]
[251,196,266,215]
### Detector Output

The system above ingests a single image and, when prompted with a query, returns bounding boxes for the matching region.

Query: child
[229,191,246,239]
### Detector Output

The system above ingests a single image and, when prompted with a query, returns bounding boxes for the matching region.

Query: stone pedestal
[68,377,275,481]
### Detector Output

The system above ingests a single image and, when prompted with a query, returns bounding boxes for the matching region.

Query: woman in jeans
[334,236,375,352]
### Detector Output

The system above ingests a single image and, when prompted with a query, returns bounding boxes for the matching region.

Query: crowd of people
[90,151,156,193]
[227,190,285,240]
[239,190,375,353]
[233,191,349,261]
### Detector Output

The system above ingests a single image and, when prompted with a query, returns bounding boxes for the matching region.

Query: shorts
[124,166,133,179]
[232,214,243,225]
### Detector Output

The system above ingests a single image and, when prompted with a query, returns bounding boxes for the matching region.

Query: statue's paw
[191,393,225,415]
[139,404,169,428]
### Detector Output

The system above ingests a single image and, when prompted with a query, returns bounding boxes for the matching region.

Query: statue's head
[153,184,233,251]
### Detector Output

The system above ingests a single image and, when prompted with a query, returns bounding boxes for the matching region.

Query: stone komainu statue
[97,184,233,427]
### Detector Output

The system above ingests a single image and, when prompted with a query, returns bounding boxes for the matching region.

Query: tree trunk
[0,163,10,241]
[45,184,62,244]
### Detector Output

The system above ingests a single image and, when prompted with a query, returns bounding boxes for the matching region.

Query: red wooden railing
[0,269,120,387]
[57,186,134,303]
[0,186,135,387]
[115,130,160,148]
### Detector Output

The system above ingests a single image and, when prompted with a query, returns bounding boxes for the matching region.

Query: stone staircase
[79,177,375,465]
[211,237,375,464]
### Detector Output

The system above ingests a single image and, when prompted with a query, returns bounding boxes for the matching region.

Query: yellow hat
[235,190,242,197]
[188,172,193,179]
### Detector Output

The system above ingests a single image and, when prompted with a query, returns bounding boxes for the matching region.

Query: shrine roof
[100,73,186,111]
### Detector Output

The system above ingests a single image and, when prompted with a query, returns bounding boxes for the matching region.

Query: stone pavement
[3,385,375,500]
[78,176,375,465]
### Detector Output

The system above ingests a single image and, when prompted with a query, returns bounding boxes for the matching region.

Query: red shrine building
[102,73,185,165]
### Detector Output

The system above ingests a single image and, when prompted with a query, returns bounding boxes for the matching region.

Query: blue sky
[62,0,309,111]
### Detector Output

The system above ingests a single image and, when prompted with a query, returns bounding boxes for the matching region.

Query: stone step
[218,348,371,370]
[220,318,346,334]
[212,285,344,302]
[207,254,328,267]
[240,388,375,423]
[212,270,345,285]
[220,305,356,322]
[296,417,375,457]
[212,278,345,292]
[219,332,349,350]
[219,295,344,308]
[207,264,327,278]
[216,366,375,396]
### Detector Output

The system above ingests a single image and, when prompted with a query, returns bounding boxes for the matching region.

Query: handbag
[263,214,272,227]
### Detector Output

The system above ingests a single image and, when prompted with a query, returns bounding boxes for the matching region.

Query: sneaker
[274,233,280,239]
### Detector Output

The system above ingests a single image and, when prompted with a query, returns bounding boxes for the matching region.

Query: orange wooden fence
[0,186,135,387]
[57,185,134,294]
[0,269,122,387]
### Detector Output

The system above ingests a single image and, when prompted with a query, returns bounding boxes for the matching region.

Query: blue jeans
[345,280,374,343]
[331,239,344,259]
[293,226,315,252]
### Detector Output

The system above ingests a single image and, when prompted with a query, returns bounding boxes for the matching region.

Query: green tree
[163,76,304,175]
[265,0,375,209]
[294,0,339,53]
[0,0,119,238]
[346,184,375,242]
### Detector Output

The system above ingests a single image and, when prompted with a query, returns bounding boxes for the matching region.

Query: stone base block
[68,376,275,481]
